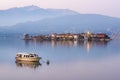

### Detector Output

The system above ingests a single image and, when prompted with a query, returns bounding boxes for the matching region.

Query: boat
[15,52,41,62]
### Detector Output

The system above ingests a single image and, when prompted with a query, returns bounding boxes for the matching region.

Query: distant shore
[23,32,111,41]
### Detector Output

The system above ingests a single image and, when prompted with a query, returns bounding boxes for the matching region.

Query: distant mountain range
[0,5,78,26]
[0,5,120,34]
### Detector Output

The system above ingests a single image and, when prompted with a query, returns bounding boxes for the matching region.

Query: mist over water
[0,37,120,80]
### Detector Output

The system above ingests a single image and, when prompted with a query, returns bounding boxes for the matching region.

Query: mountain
[0,5,79,26]
[7,14,120,33]
[0,5,120,34]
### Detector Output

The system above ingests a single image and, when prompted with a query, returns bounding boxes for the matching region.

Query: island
[23,32,111,41]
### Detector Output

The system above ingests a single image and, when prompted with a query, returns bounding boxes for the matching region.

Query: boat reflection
[15,61,41,69]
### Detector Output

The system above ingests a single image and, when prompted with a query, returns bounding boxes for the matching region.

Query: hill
[0,5,120,34]
[7,14,120,33]
[0,5,78,26]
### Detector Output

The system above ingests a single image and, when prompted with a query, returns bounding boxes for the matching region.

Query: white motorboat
[15,52,41,62]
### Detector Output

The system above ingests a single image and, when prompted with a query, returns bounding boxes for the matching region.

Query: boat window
[16,54,39,58]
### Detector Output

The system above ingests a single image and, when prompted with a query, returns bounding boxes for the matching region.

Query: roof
[16,52,35,55]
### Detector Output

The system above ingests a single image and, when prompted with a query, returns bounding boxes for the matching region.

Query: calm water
[0,37,120,80]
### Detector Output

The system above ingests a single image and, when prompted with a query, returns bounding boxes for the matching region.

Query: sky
[0,0,120,18]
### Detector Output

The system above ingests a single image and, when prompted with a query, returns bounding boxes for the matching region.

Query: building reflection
[24,40,109,52]
[15,61,41,69]
[85,41,92,53]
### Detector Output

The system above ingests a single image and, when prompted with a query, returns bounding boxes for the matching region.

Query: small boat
[15,52,41,62]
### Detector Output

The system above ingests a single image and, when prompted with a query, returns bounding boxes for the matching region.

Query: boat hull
[15,57,41,62]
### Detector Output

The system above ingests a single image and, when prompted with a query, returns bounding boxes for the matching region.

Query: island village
[23,32,111,41]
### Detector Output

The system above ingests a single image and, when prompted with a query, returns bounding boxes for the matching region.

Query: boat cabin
[16,53,39,58]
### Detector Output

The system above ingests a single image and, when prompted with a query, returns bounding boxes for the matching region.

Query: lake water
[0,37,120,80]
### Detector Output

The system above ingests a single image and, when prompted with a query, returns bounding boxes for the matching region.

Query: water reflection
[24,40,109,49]
[15,60,50,69]
[15,61,41,69]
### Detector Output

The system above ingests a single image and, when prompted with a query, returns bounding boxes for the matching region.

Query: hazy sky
[0,0,119,17]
